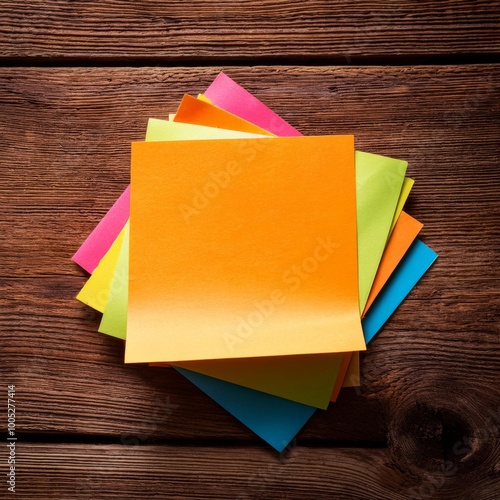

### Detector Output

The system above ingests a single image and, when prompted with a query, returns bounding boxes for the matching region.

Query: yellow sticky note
[390,177,414,233]
[76,225,126,312]
[125,136,366,363]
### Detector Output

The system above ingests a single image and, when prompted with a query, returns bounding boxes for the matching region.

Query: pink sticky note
[204,73,301,137]
[72,186,130,273]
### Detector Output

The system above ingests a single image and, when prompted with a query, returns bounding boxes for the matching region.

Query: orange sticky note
[166,110,354,400]
[173,95,275,137]
[363,211,423,315]
[329,352,353,401]
[125,136,366,363]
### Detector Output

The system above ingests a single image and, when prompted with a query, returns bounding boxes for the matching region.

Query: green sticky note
[98,222,129,340]
[390,177,414,233]
[146,118,268,141]
[355,151,407,311]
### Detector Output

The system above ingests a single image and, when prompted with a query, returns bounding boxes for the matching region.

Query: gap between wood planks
[1,53,499,68]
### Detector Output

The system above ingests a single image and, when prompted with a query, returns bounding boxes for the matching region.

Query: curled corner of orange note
[173,94,275,137]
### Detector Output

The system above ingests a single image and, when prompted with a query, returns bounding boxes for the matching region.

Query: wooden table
[1,2,499,498]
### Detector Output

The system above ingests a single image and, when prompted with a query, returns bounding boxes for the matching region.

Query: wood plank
[10,443,500,499]
[0,66,499,453]
[1,1,499,61]
[0,275,387,442]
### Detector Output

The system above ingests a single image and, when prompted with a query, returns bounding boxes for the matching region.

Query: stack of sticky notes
[73,73,438,452]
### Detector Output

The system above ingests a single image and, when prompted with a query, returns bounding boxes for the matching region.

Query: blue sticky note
[175,367,316,452]
[362,239,438,344]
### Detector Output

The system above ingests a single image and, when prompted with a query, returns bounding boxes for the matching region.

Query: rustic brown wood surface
[0,0,499,62]
[1,2,499,498]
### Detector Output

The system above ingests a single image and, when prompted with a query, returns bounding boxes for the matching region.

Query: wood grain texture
[0,1,499,61]
[0,66,499,497]
[14,444,500,499]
